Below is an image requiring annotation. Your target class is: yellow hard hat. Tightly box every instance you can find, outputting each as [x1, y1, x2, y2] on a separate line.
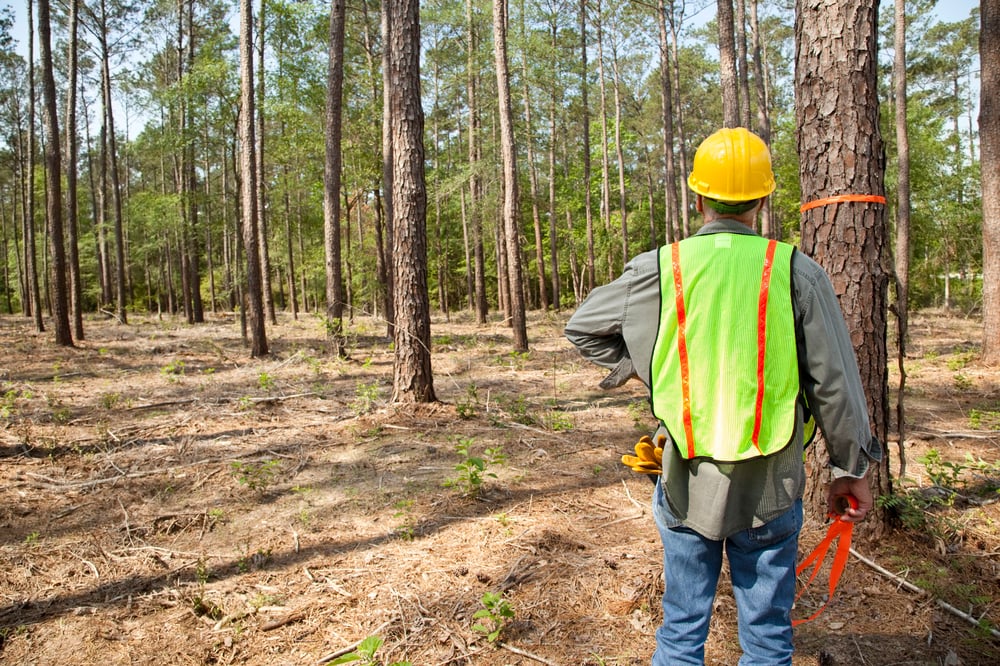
[687, 127, 776, 202]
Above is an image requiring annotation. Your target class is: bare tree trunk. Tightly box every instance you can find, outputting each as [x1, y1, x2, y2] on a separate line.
[579, 0, 594, 293]
[238, 0, 268, 357]
[718, 0, 740, 127]
[467, 0, 488, 324]
[382, 0, 396, 336]
[100, 0, 128, 325]
[893, 0, 911, 477]
[666, 7, 690, 238]
[657, 0, 678, 244]
[982, 0, 1000, 365]
[519, 1, 547, 311]
[25, 0, 44, 332]
[610, 34, 628, 267]
[65, 0, 84, 339]
[257, 0, 275, 325]
[749, 0, 775, 238]
[324, 0, 347, 356]
[594, 5, 614, 281]
[388, 0, 436, 403]
[547, 13, 560, 309]
[735, 0, 751, 127]
[38, 0, 72, 345]
[795, 0, 889, 537]
[494, 0, 527, 351]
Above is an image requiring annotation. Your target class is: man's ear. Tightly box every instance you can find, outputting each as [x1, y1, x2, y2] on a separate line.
[695, 195, 704, 214]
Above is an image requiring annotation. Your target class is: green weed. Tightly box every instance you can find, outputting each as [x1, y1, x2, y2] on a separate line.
[230, 459, 281, 492]
[472, 591, 515, 643]
[329, 635, 411, 665]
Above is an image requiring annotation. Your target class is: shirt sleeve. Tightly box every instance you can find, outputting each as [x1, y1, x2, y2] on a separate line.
[793, 258, 883, 479]
[563, 271, 633, 372]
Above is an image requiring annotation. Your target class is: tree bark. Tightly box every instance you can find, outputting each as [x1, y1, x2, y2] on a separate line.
[38, 0, 72, 345]
[389, 0, 436, 403]
[893, 0, 911, 474]
[238, 0, 268, 357]
[982, 0, 1000, 365]
[65, 0, 84, 339]
[718, 0, 740, 128]
[795, 0, 890, 537]
[494, 0, 528, 352]
[324, 0, 347, 357]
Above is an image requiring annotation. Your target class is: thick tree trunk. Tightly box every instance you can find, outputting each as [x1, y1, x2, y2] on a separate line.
[65, 0, 84, 339]
[389, 0, 436, 403]
[796, 0, 890, 537]
[893, 0, 911, 474]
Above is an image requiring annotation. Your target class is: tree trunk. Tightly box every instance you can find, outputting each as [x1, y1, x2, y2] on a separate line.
[982, 0, 1000, 365]
[749, 0, 775, 239]
[547, 13, 560, 310]
[38, 0, 72, 345]
[520, 1, 547, 312]
[100, 0, 128, 325]
[388, 0, 436, 403]
[257, 0, 275, 325]
[579, 0, 594, 294]
[657, 0, 678, 244]
[238, 0, 268, 357]
[324, 0, 347, 357]
[467, 0, 488, 324]
[494, 0, 527, 352]
[893, 0, 911, 476]
[594, 6, 613, 282]
[65, 0, 84, 339]
[718, 0, 740, 128]
[25, 0, 44, 332]
[795, 0, 890, 537]
[382, 0, 396, 337]
[736, 0, 751, 128]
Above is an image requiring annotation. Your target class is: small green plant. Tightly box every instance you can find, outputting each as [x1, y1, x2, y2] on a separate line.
[1, 388, 28, 418]
[100, 392, 121, 410]
[230, 459, 281, 492]
[23, 532, 40, 545]
[456, 384, 479, 419]
[472, 591, 515, 643]
[160, 360, 186, 381]
[351, 382, 380, 415]
[444, 438, 504, 496]
[329, 635, 411, 666]
[953, 372, 973, 391]
[627, 400, 651, 429]
[544, 410, 574, 432]
[969, 409, 1000, 431]
[258, 372, 276, 391]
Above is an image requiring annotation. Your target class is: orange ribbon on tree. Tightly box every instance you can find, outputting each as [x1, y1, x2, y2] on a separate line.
[800, 194, 887, 213]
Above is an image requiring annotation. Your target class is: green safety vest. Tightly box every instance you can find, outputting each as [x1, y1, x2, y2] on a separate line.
[650, 233, 805, 462]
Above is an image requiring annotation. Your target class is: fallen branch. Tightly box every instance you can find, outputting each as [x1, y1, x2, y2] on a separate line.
[850, 547, 1000, 639]
[260, 607, 308, 632]
[499, 642, 559, 665]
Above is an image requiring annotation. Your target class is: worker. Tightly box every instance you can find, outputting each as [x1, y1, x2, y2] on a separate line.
[564, 127, 882, 665]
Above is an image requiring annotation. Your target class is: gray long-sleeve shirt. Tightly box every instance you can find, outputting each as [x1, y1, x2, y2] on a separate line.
[565, 219, 882, 539]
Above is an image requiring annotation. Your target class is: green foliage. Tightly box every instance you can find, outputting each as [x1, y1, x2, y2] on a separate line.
[160, 360, 186, 381]
[230, 459, 281, 492]
[0, 388, 30, 419]
[351, 382, 380, 415]
[329, 635, 411, 666]
[456, 384, 479, 419]
[444, 438, 504, 496]
[472, 591, 515, 644]
[968, 409, 1000, 431]
[258, 372, 276, 391]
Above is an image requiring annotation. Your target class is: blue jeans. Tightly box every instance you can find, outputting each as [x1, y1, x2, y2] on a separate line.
[651, 481, 802, 665]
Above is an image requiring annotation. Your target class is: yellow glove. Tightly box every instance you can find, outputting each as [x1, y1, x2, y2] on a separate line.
[621, 434, 665, 475]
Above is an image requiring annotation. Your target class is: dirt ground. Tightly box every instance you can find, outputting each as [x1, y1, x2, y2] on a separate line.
[1, 308, 998, 666]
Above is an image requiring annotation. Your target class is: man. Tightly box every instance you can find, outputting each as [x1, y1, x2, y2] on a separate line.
[564, 127, 881, 665]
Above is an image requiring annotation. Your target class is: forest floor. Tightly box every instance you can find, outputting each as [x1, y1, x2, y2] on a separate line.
[0, 308, 998, 666]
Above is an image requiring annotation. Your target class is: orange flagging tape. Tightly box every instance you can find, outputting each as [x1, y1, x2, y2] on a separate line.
[792, 495, 858, 626]
[800, 194, 887, 213]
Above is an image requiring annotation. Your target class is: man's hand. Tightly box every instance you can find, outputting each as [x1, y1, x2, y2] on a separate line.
[827, 475, 873, 523]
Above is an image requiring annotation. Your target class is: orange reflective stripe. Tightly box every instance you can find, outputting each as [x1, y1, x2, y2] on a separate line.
[799, 194, 887, 213]
[751, 240, 778, 453]
[671, 243, 696, 459]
